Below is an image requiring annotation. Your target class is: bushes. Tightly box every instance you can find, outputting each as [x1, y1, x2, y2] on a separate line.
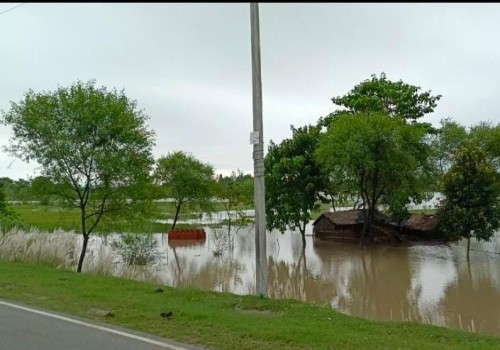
[109, 233, 161, 266]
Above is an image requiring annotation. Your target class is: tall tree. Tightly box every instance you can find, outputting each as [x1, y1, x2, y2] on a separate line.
[437, 141, 500, 260]
[320, 72, 441, 126]
[154, 151, 214, 231]
[265, 124, 327, 248]
[2, 80, 155, 272]
[316, 112, 434, 244]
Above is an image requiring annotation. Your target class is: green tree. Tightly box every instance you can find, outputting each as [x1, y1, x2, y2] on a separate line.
[321, 73, 441, 125]
[154, 151, 214, 231]
[30, 176, 58, 205]
[469, 122, 500, 168]
[0, 185, 18, 231]
[2, 80, 155, 272]
[2, 178, 32, 203]
[0, 177, 15, 201]
[214, 170, 253, 233]
[265, 124, 327, 248]
[437, 141, 500, 260]
[316, 112, 434, 244]
[431, 118, 468, 180]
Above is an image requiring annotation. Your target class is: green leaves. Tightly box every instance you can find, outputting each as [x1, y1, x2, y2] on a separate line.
[214, 171, 253, 211]
[154, 151, 215, 223]
[437, 141, 500, 245]
[2, 80, 156, 271]
[316, 112, 434, 226]
[0, 186, 19, 231]
[265, 124, 326, 241]
[2, 81, 155, 193]
[331, 73, 441, 122]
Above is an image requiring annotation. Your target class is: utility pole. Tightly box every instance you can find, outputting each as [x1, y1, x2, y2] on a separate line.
[250, 2, 267, 297]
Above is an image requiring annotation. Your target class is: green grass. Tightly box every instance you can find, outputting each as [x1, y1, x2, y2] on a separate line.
[0, 262, 498, 349]
[10, 203, 204, 233]
[12, 203, 82, 231]
[11, 202, 254, 234]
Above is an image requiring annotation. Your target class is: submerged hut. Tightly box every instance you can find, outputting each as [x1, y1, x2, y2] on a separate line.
[312, 209, 392, 242]
[401, 214, 439, 239]
[312, 210, 363, 242]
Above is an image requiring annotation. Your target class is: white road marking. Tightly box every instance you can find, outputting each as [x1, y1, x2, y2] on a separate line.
[0, 300, 189, 350]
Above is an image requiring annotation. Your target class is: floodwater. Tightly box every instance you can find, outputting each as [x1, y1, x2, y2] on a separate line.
[80, 220, 500, 337]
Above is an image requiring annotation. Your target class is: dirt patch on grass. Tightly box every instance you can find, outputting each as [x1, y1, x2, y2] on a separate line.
[87, 307, 115, 318]
[235, 308, 283, 317]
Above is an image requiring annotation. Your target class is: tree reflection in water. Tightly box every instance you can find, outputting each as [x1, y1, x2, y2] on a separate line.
[441, 251, 500, 335]
[35, 224, 498, 336]
[267, 248, 335, 304]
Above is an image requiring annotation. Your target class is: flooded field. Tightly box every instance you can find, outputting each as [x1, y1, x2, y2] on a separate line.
[1, 219, 499, 336]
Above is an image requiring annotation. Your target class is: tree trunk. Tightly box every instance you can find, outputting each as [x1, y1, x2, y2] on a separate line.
[171, 203, 182, 231]
[173, 247, 181, 276]
[227, 209, 232, 235]
[300, 223, 306, 248]
[367, 205, 376, 242]
[466, 237, 471, 261]
[77, 205, 88, 273]
[77, 234, 89, 273]
[359, 220, 368, 248]
[330, 195, 336, 212]
[359, 205, 370, 248]
[358, 179, 369, 248]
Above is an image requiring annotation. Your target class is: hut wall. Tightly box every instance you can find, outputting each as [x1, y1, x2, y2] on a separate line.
[313, 218, 361, 242]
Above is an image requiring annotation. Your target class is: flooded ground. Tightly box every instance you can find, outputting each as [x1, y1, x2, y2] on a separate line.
[75, 221, 500, 337]
[1, 211, 499, 336]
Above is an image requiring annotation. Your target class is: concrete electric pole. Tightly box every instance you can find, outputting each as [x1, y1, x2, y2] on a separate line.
[250, 2, 267, 297]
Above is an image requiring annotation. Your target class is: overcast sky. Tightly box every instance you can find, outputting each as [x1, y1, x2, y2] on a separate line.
[1, 3, 500, 180]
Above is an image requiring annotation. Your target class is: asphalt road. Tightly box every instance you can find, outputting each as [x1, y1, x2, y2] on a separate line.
[0, 299, 204, 350]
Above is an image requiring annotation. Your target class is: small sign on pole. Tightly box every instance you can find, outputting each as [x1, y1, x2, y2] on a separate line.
[250, 131, 260, 145]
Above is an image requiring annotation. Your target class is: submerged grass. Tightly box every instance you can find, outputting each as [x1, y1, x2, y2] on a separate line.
[0, 262, 498, 350]
[11, 202, 250, 234]
[12, 203, 174, 233]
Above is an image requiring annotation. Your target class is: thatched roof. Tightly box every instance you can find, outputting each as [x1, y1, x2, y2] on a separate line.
[313, 209, 391, 226]
[403, 214, 438, 232]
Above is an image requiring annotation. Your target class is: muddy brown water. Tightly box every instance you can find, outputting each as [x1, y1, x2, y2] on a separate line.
[78, 222, 500, 337]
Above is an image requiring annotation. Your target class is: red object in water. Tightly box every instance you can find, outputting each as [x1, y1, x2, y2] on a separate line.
[167, 239, 206, 248]
[168, 228, 206, 240]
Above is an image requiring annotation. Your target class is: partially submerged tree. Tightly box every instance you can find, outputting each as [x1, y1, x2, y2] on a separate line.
[317, 73, 440, 227]
[316, 112, 434, 244]
[214, 170, 253, 233]
[2, 80, 155, 272]
[437, 141, 500, 260]
[154, 151, 214, 231]
[265, 124, 327, 248]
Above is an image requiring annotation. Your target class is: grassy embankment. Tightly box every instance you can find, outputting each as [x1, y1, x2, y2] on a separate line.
[0, 262, 498, 350]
